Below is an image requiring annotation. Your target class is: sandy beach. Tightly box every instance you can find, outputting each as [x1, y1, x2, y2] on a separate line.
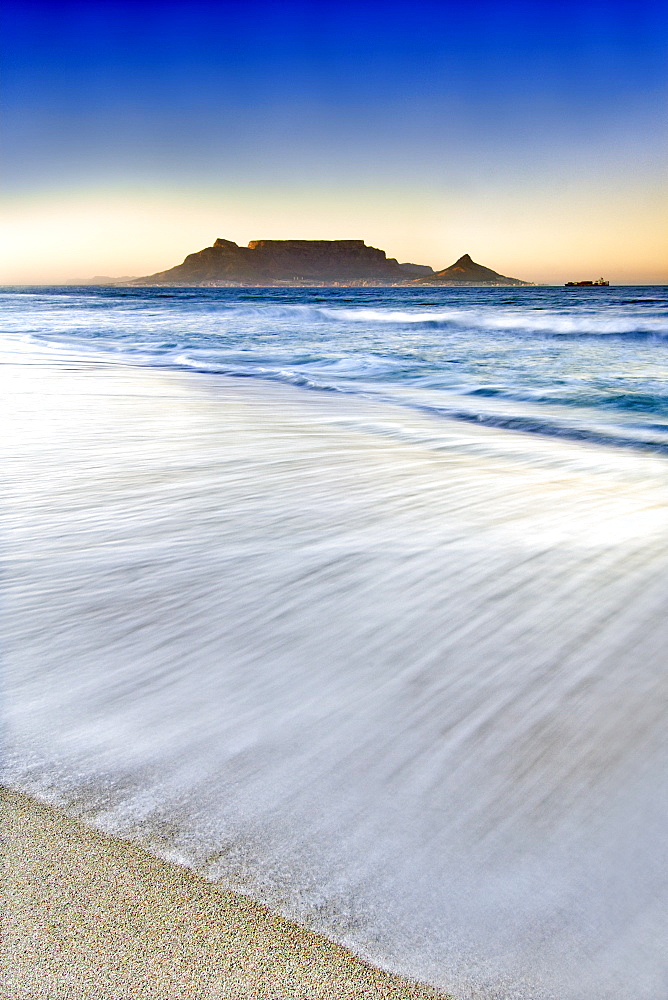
[2, 788, 447, 999]
[4, 360, 668, 999]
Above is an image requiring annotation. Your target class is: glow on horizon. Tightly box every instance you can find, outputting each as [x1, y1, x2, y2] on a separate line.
[2, 178, 666, 285]
[1, 0, 667, 284]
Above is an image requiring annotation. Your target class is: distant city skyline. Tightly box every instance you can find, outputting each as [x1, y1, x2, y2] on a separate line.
[1, 0, 667, 284]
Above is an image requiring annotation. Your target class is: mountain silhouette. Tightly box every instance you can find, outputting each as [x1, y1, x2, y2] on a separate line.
[134, 238, 432, 285]
[412, 253, 529, 285]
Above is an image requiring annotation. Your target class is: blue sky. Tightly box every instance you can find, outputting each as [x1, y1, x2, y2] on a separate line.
[2, 0, 667, 281]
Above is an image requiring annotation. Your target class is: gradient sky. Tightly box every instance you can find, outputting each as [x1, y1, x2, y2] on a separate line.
[1, 0, 667, 283]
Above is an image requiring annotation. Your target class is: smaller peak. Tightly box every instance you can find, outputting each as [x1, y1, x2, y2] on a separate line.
[455, 253, 474, 264]
[213, 238, 239, 249]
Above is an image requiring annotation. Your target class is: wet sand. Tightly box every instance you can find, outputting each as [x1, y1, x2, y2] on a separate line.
[1, 789, 448, 1000]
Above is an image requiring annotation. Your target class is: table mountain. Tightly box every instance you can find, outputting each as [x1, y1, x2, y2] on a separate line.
[135, 238, 433, 285]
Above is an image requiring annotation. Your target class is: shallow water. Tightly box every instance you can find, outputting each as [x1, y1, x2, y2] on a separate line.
[2, 284, 668, 451]
[3, 286, 668, 999]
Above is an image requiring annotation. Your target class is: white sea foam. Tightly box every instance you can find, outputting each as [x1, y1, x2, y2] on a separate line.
[4, 362, 668, 1000]
[321, 305, 668, 336]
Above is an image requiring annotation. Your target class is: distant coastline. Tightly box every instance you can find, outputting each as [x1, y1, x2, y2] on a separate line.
[125, 239, 532, 287]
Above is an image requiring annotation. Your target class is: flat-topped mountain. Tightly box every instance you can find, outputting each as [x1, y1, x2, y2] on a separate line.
[135, 238, 433, 285]
[412, 253, 530, 285]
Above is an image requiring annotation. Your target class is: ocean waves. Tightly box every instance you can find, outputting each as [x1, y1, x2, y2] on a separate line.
[1, 284, 667, 453]
[320, 304, 668, 338]
[3, 285, 668, 999]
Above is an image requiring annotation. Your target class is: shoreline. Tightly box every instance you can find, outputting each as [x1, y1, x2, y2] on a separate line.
[2, 788, 449, 999]
[5, 362, 668, 999]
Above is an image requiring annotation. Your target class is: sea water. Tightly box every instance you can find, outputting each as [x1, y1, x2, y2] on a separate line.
[3, 285, 668, 999]
[2, 285, 668, 451]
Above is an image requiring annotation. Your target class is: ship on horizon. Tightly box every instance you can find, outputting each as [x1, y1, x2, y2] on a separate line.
[565, 277, 610, 287]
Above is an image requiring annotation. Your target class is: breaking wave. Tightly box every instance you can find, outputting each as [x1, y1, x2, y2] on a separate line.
[320, 305, 668, 338]
[1, 284, 667, 453]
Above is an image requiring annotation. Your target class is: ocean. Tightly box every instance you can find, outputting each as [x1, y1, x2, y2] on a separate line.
[3, 284, 668, 999]
[3, 285, 668, 451]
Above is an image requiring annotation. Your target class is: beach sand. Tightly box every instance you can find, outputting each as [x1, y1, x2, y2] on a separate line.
[1, 789, 448, 1000]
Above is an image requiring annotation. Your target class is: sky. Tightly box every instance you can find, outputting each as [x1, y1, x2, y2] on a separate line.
[1, 0, 667, 284]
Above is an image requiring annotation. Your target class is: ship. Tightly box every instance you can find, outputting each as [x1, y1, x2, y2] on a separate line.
[565, 278, 609, 287]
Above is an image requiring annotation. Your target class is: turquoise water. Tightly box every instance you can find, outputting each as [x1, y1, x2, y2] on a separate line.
[2, 284, 667, 451]
[3, 285, 668, 1000]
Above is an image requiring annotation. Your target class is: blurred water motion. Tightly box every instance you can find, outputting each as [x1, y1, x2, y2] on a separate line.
[2, 284, 668, 453]
[4, 357, 668, 1000]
